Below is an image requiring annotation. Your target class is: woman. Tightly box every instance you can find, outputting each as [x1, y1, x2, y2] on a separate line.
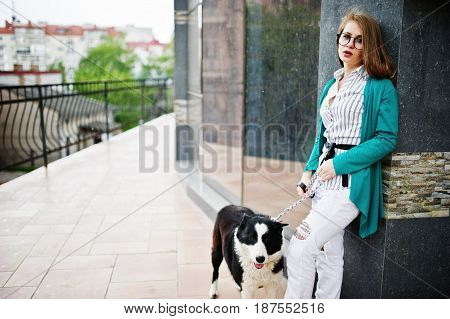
[284, 9, 398, 299]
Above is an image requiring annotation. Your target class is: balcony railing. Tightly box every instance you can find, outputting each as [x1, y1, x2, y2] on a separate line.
[0, 77, 172, 170]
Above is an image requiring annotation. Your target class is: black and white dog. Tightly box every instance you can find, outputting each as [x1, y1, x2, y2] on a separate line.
[210, 204, 288, 299]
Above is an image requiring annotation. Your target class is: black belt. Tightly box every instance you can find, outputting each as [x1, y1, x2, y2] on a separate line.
[319, 142, 356, 187]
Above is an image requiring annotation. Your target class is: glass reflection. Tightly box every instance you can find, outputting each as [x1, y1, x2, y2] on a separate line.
[243, 0, 321, 227]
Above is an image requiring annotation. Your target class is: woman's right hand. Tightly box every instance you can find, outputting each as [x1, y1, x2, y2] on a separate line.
[296, 171, 312, 196]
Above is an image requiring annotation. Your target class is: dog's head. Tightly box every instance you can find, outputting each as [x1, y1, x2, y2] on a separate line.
[236, 214, 288, 269]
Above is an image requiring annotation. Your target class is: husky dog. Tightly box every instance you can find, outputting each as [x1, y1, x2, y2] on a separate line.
[210, 204, 288, 299]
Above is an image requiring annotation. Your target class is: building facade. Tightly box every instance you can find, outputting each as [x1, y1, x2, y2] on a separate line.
[0, 20, 169, 82]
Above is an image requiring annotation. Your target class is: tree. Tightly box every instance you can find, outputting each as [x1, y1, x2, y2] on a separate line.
[74, 35, 137, 82]
[48, 60, 66, 83]
[139, 38, 174, 79]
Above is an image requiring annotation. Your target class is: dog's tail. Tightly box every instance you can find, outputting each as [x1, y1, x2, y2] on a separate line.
[210, 219, 223, 299]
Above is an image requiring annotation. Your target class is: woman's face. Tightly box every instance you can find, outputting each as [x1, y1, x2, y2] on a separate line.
[338, 20, 364, 67]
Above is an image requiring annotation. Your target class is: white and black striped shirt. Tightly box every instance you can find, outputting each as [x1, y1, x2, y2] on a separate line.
[318, 64, 369, 190]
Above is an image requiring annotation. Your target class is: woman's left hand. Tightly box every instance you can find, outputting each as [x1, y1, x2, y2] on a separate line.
[317, 159, 336, 182]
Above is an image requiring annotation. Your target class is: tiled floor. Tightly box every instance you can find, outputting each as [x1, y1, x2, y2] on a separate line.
[0, 114, 285, 299]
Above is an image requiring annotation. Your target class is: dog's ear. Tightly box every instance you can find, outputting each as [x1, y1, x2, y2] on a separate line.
[239, 214, 250, 227]
[277, 222, 289, 228]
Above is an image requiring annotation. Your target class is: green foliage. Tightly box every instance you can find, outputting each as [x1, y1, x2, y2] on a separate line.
[139, 38, 174, 78]
[48, 60, 66, 83]
[74, 35, 137, 82]
[73, 36, 172, 131]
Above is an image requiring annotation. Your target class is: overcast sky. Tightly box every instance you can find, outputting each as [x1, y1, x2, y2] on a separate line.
[0, 0, 174, 43]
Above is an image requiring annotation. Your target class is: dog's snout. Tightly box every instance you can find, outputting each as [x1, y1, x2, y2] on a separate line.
[256, 256, 265, 263]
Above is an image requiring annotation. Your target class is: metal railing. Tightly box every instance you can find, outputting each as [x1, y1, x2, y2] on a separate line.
[0, 77, 172, 170]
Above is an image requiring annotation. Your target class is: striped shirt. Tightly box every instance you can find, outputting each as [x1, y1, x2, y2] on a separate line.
[318, 64, 369, 190]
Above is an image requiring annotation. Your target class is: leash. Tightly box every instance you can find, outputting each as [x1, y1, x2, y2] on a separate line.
[271, 172, 323, 222]
[271, 142, 334, 222]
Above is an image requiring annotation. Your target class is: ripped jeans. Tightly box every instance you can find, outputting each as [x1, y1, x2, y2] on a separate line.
[284, 187, 360, 299]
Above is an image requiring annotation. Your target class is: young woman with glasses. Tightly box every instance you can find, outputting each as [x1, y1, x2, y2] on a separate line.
[285, 9, 399, 299]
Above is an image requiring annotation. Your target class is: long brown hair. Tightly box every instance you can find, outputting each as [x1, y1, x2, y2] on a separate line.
[337, 9, 397, 85]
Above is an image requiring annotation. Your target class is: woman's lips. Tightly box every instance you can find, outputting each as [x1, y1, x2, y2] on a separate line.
[343, 50, 353, 56]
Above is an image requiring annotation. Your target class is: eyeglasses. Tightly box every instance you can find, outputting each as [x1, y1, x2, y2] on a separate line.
[336, 33, 363, 50]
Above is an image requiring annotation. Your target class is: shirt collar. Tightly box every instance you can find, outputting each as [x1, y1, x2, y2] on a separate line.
[333, 64, 369, 81]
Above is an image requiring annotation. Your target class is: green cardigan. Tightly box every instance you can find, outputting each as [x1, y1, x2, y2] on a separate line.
[304, 76, 399, 239]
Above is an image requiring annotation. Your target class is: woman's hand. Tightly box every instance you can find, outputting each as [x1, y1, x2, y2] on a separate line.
[317, 159, 336, 182]
[297, 171, 312, 196]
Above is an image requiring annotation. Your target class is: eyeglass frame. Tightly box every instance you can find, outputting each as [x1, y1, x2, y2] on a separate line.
[336, 32, 363, 50]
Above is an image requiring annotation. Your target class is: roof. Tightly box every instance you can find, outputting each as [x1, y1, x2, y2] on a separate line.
[0, 70, 61, 75]
[0, 20, 119, 37]
[45, 25, 84, 36]
[127, 39, 165, 49]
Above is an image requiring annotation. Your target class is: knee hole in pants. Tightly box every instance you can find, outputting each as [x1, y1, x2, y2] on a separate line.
[293, 220, 325, 251]
[294, 220, 311, 240]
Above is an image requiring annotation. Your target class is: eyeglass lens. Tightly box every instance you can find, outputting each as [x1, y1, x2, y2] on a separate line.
[339, 33, 363, 49]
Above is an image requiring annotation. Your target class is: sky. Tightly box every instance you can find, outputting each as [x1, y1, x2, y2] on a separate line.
[0, 0, 174, 43]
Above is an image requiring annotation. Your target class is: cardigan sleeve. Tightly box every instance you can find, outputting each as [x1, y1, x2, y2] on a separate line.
[304, 129, 321, 171]
[332, 80, 399, 175]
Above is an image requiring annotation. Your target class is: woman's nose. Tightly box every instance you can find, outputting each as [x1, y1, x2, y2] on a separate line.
[347, 39, 356, 48]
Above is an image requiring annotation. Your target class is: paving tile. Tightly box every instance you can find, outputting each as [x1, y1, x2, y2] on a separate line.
[0, 235, 41, 247]
[106, 281, 178, 299]
[56, 233, 97, 258]
[151, 214, 212, 231]
[0, 217, 31, 235]
[33, 268, 112, 298]
[83, 194, 135, 216]
[4, 256, 54, 287]
[0, 286, 37, 299]
[72, 215, 104, 234]
[95, 217, 151, 243]
[0, 208, 39, 218]
[148, 230, 177, 253]
[28, 210, 81, 226]
[0, 245, 33, 272]
[52, 255, 116, 270]
[90, 242, 149, 255]
[29, 234, 68, 257]
[0, 272, 13, 286]
[177, 232, 211, 265]
[177, 264, 211, 297]
[112, 253, 177, 283]
[19, 224, 75, 235]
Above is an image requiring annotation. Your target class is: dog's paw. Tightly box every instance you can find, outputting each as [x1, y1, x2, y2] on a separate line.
[209, 281, 218, 299]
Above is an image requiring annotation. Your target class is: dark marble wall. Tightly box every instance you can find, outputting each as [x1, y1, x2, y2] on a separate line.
[342, 217, 450, 298]
[396, 0, 450, 152]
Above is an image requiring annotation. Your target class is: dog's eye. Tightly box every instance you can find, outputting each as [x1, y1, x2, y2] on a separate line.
[248, 232, 257, 242]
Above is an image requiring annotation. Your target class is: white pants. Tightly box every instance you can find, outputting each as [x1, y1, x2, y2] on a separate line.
[284, 187, 360, 299]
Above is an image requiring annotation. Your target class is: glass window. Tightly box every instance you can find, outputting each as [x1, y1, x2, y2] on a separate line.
[243, 0, 321, 224]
